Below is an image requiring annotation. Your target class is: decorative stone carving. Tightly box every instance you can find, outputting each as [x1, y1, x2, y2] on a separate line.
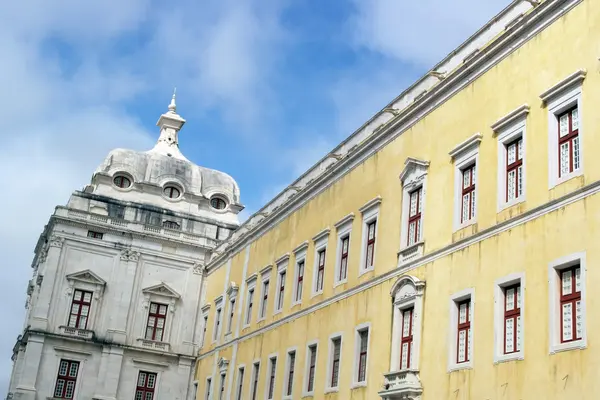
[121, 249, 141, 262]
[38, 246, 48, 264]
[192, 263, 203, 275]
[217, 357, 229, 373]
[48, 236, 65, 248]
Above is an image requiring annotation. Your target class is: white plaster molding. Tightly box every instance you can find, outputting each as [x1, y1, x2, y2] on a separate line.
[399, 158, 430, 183]
[120, 249, 140, 262]
[52, 346, 93, 356]
[142, 282, 181, 299]
[539, 69, 587, 103]
[448, 288, 475, 372]
[495, 111, 527, 211]
[449, 133, 483, 160]
[292, 241, 309, 255]
[334, 213, 355, 229]
[226, 283, 239, 299]
[358, 196, 382, 214]
[245, 273, 258, 285]
[281, 347, 298, 400]
[311, 227, 331, 243]
[351, 322, 372, 388]
[201, 303, 212, 313]
[259, 264, 273, 277]
[302, 340, 319, 397]
[493, 272, 525, 363]
[132, 358, 170, 368]
[275, 253, 290, 266]
[491, 104, 530, 134]
[325, 332, 344, 393]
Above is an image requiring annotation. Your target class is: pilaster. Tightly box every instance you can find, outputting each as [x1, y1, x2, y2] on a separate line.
[13, 334, 45, 400]
[30, 236, 64, 331]
[93, 345, 124, 400]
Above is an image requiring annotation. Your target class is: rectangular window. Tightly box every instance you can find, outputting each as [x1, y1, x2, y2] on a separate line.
[246, 288, 254, 325]
[460, 165, 476, 223]
[407, 189, 422, 246]
[456, 300, 472, 363]
[295, 261, 304, 303]
[68, 289, 92, 329]
[276, 271, 286, 311]
[503, 285, 521, 354]
[357, 329, 369, 383]
[400, 307, 414, 369]
[87, 230, 103, 239]
[339, 236, 349, 281]
[259, 280, 269, 319]
[316, 249, 325, 292]
[53, 360, 79, 399]
[558, 107, 580, 177]
[364, 221, 376, 269]
[227, 299, 235, 333]
[560, 265, 582, 343]
[202, 315, 208, 346]
[236, 367, 244, 400]
[330, 338, 341, 388]
[251, 362, 260, 400]
[205, 378, 212, 400]
[136, 371, 157, 400]
[213, 307, 222, 341]
[307, 345, 317, 392]
[219, 373, 226, 400]
[505, 138, 523, 202]
[145, 302, 167, 341]
[286, 351, 295, 396]
[267, 357, 277, 399]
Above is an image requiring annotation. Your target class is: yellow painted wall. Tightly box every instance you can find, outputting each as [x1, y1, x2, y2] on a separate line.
[195, 1, 600, 399]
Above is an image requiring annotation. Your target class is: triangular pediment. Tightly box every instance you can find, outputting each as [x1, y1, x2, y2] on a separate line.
[142, 282, 181, 299]
[66, 270, 106, 286]
[399, 158, 430, 183]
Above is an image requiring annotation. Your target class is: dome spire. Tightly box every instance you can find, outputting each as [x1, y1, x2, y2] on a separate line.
[149, 90, 188, 160]
[168, 87, 177, 113]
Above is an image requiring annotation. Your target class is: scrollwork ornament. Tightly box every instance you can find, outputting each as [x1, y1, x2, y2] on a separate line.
[121, 249, 141, 262]
[192, 263, 203, 275]
[48, 236, 65, 248]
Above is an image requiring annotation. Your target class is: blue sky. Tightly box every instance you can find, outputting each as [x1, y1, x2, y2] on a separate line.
[0, 0, 510, 392]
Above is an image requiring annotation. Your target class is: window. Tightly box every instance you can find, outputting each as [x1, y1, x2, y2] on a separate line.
[503, 285, 521, 354]
[113, 175, 132, 188]
[339, 236, 349, 281]
[246, 288, 254, 326]
[306, 345, 317, 393]
[213, 307, 222, 341]
[136, 371, 157, 400]
[205, 378, 212, 400]
[163, 185, 181, 199]
[275, 270, 286, 312]
[448, 289, 474, 371]
[211, 197, 227, 210]
[202, 315, 208, 346]
[294, 260, 304, 303]
[53, 360, 79, 399]
[87, 230, 103, 239]
[364, 221, 376, 270]
[359, 197, 380, 273]
[311, 228, 330, 296]
[285, 351, 295, 397]
[218, 373, 226, 400]
[558, 107, 580, 177]
[356, 329, 369, 383]
[145, 302, 167, 341]
[227, 299, 235, 333]
[68, 290, 92, 329]
[329, 337, 342, 389]
[450, 133, 481, 231]
[460, 165, 476, 224]
[267, 357, 277, 399]
[163, 220, 181, 230]
[259, 280, 269, 319]
[494, 274, 524, 363]
[334, 213, 354, 285]
[505, 138, 523, 202]
[316, 249, 325, 293]
[251, 362, 260, 400]
[407, 189, 422, 246]
[456, 300, 471, 364]
[400, 308, 414, 369]
[560, 266, 582, 343]
[236, 367, 244, 400]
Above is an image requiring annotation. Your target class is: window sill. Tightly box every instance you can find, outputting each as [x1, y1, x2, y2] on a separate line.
[136, 338, 170, 352]
[324, 387, 339, 394]
[273, 309, 283, 316]
[552, 169, 583, 189]
[358, 266, 374, 277]
[454, 219, 476, 232]
[494, 352, 524, 364]
[59, 325, 94, 340]
[311, 290, 323, 299]
[301, 392, 315, 398]
[498, 196, 525, 213]
[550, 340, 586, 354]
[333, 279, 348, 289]
[291, 301, 302, 308]
[398, 241, 424, 265]
[448, 361, 473, 372]
[350, 382, 367, 390]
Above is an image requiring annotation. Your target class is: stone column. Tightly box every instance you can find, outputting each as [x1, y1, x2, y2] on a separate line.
[105, 249, 139, 345]
[30, 236, 64, 331]
[93, 346, 124, 400]
[14, 334, 45, 400]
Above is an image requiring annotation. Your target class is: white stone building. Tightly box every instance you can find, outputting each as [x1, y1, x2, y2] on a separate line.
[6, 94, 243, 400]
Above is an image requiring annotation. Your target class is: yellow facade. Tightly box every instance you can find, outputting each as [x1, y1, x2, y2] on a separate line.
[195, 1, 600, 399]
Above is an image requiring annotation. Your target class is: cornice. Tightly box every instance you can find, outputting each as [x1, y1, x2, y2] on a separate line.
[449, 133, 483, 160]
[491, 104, 530, 134]
[311, 227, 331, 243]
[539, 68, 587, 104]
[334, 213, 355, 229]
[358, 196, 382, 214]
[292, 241, 309, 255]
[259, 264, 273, 276]
[399, 158, 430, 182]
[246, 272, 258, 284]
[275, 253, 290, 266]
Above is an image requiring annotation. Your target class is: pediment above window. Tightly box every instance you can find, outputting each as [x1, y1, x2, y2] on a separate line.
[226, 282, 239, 299]
[399, 158, 429, 188]
[142, 282, 181, 299]
[217, 357, 229, 373]
[390, 275, 425, 305]
[66, 270, 106, 287]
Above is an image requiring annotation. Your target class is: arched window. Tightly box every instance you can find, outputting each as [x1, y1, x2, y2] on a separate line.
[163, 186, 181, 199]
[113, 175, 132, 189]
[210, 197, 227, 210]
[162, 220, 181, 230]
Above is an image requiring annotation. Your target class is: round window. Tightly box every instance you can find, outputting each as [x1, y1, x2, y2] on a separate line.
[113, 175, 132, 189]
[210, 197, 227, 210]
[163, 186, 181, 199]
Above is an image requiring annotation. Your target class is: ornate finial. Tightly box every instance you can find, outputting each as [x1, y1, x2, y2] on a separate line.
[168, 88, 177, 113]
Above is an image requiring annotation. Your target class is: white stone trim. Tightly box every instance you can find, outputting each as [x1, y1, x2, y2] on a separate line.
[390, 275, 425, 372]
[49, 354, 87, 400]
[263, 353, 278, 400]
[258, 273, 270, 322]
[495, 109, 527, 211]
[358, 198, 380, 276]
[234, 364, 245, 400]
[311, 229, 329, 297]
[399, 158, 429, 264]
[451, 136, 481, 231]
[291, 246, 308, 306]
[292, 241, 308, 255]
[226, 296, 236, 335]
[274, 261, 288, 314]
[302, 339, 319, 397]
[334, 217, 353, 287]
[351, 322, 371, 388]
[491, 104, 530, 134]
[548, 251, 587, 354]
[243, 279, 257, 328]
[325, 332, 344, 393]
[212, 297, 224, 343]
[275, 253, 290, 266]
[250, 360, 261, 400]
[334, 213, 355, 229]
[545, 72, 585, 189]
[311, 227, 331, 243]
[281, 346, 298, 400]
[205, 375, 213, 400]
[448, 288, 475, 372]
[493, 272, 525, 363]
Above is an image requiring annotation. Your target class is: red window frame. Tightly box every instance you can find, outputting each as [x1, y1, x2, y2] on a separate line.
[295, 261, 304, 302]
[461, 165, 476, 223]
[246, 288, 254, 324]
[251, 363, 260, 400]
[407, 188, 422, 246]
[503, 284, 521, 354]
[54, 360, 79, 399]
[316, 249, 326, 292]
[400, 307, 414, 369]
[260, 280, 269, 318]
[286, 351, 295, 396]
[163, 186, 180, 198]
[339, 236, 349, 281]
[87, 230, 103, 239]
[68, 289, 92, 330]
[456, 300, 471, 363]
[268, 358, 276, 399]
[145, 302, 167, 341]
[505, 138, 523, 202]
[135, 371, 157, 400]
[113, 175, 131, 188]
[357, 329, 369, 382]
[277, 271, 286, 310]
[557, 107, 580, 177]
[560, 265, 582, 343]
[331, 338, 341, 388]
[364, 220, 376, 269]
[307, 345, 317, 392]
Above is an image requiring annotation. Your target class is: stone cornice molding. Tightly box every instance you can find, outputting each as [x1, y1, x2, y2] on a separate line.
[358, 196, 382, 214]
[491, 104, 530, 134]
[539, 69, 586, 104]
[449, 133, 483, 160]
[334, 213, 355, 230]
[399, 158, 430, 183]
[292, 241, 309, 255]
[48, 236, 64, 248]
[311, 228, 331, 243]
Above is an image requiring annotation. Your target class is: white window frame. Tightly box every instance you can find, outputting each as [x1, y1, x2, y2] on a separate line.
[200, 304, 211, 348]
[491, 105, 529, 212]
[302, 339, 319, 397]
[540, 69, 586, 189]
[243, 274, 257, 328]
[292, 242, 308, 306]
[258, 265, 272, 321]
[212, 296, 223, 343]
[264, 353, 278, 400]
[225, 284, 238, 336]
[205, 376, 212, 400]
[493, 273, 525, 363]
[389, 275, 425, 372]
[325, 332, 343, 393]
[217, 372, 226, 400]
[235, 365, 245, 400]
[64, 270, 106, 333]
[274, 255, 289, 314]
[358, 197, 381, 275]
[334, 213, 354, 287]
[51, 352, 87, 400]
[449, 133, 481, 232]
[351, 322, 371, 388]
[311, 228, 330, 297]
[548, 251, 587, 354]
[399, 159, 429, 263]
[250, 360, 261, 400]
[448, 288, 475, 372]
[281, 346, 298, 400]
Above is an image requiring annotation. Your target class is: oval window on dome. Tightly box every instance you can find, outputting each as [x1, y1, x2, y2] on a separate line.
[163, 185, 181, 199]
[210, 197, 227, 210]
[113, 175, 132, 189]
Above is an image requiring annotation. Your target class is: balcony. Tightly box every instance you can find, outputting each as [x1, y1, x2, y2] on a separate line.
[136, 338, 170, 352]
[378, 370, 423, 400]
[59, 326, 94, 340]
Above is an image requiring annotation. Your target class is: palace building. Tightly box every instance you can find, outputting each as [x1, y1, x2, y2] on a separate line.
[7, 0, 600, 399]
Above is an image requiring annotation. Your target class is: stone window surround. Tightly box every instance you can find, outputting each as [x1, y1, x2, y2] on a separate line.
[351, 322, 372, 389]
[448, 288, 475, 372]
[51, 348, 91, 400]
[243, 274, 258, 328]
[63, 270, 107, 333]
[258, 265, 272, 322]
[235, 364, 245, 400]
[450, 133, 481, 232]
[325, 332, 344, 393]
[212, 296, 224, 344]
[548, 251, 587, 354]
[200, 304, 211, 348]
[334, 213, 354, 287]
[225, 283, 239, 335]
[292, 242, 308, 306]
[358, 197, 381, 276]
[274, 255, 289, 315]
[399, 159, 430, 263]
[264, 352, 278, 400]
[139, 283, 180, 346]
[311, 228, 330, 297]
[281, 346, 298, 400]
[493, 272, 525, 363]
[302, 339, 319, 397]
